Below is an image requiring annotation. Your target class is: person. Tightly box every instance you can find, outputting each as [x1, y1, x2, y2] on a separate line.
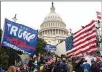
[33, 57, 39, 72]
[16, 67, 21, 72]
[96, 57, 102, 72]
[60, 58, 68, 72]
[74, 57, 83, 72]
[51, 59, 61, 72]
[23, 63, 29, 72]
[90, 60, 98, 72]
[39, 64, 44, 72]
[28, 56, 34, 71]
[67, 58, 73, 72]
[81, 60, 91, 72]
[7, 65, 16, 72]
[0, 67, 4, 72]
[38, 53, 45, 68]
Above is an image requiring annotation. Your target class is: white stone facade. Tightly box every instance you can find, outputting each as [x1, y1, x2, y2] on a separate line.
[55, 41, 66, 56]
[39, 2, 68, 45]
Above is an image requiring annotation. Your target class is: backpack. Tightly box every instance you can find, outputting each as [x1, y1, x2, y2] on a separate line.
[82, 63, 89, 72]
[60, 63, 67, 72]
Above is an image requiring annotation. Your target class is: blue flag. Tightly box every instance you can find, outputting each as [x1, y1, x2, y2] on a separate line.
[45, 44, 56, 51]
[1, 19, 38, 54]
[65, 36, 73, 51]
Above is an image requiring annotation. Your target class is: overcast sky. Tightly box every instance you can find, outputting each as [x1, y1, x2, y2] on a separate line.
[1, 2, 101, 33]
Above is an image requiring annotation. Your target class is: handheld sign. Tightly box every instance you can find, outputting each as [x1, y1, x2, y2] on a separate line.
[1, 19, 38, 54]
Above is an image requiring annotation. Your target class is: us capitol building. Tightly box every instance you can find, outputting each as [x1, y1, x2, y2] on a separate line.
[39, 2, 69, 45]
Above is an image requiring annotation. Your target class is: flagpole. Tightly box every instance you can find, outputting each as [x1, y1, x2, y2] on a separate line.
[95, 10, 102, 56]
[99, 1, 102, 56]
[101, 1, 102, 29]
[101, 1, 102, 48]
[12, 14, 17, 22]
[12, 14, 17, 66]
[69, 28, 73, 36]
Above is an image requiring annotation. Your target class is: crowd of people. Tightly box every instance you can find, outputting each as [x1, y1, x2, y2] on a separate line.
[1, 52, 102, 72]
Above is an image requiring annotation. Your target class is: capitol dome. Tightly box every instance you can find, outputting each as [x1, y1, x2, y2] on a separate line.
[44, 11, 62, 22]
[39, 2, 68, 45]
[44, 2, 62, 21]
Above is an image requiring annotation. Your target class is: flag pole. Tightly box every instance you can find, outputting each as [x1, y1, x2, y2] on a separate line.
[12, 14, 17, 22]
[69, 28, 73, 36]
[101, 1, 102, 29]
[101, 1, 102, 46]
[99, 2, 102, 56]
[12, 14, 18, 66]
[95, 11, 102, 56]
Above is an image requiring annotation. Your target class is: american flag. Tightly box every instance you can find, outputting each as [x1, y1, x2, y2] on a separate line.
[96, 11, 101, 19]
[66, 20, 97, 56]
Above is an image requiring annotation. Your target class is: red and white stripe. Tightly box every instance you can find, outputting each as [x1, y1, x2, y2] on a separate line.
[66, 20, 97, 56]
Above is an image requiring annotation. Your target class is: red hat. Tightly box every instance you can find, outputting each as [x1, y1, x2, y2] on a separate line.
[96, 57, 100, 62]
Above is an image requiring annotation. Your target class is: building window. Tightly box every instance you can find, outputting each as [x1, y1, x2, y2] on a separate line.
[51, 30, 52, 35]
[60, 40, 64, 43]
[62, 31, 64, 35]
[64, 32, 66, 35]
[44, 24, 45, 28]
[59, 30, 60, 34]
[48, 30, 49, 34]
[61, 24, 62, 27]
[47, 23, 48, 27]
[53, 22, 54, 27]
[49, 23, 50, 27]
[50, 23, 51, 27]
[53, 29, 55, 35]
[56, 29, 58, 34]
[43, 31, 44, 34]
[47, 30, 48, 34]
[45, 24, 46, 27]
[45, 30, 47, 34]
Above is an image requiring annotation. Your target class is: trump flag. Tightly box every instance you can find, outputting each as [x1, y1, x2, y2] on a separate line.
[1, 19, 38, 54]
